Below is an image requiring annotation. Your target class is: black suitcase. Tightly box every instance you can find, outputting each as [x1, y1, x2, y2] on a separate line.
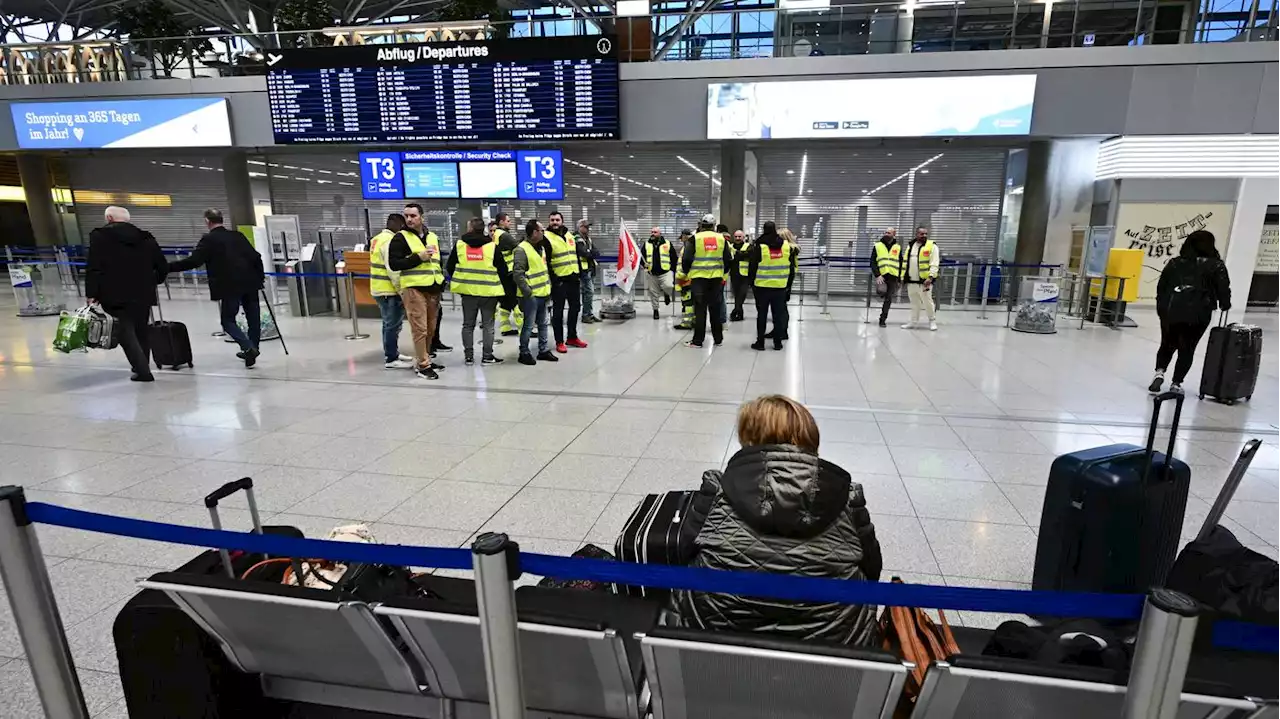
[1200, 315, 1262, 404]
[1032, 392, 1191, 595]
[614, 489, 713, 599]
[149, 299, 193, 370]
[114, 479, 301, 719]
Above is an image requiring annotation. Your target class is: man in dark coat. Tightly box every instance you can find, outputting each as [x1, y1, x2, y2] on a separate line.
[167, 208, 265, 367]
[86, 206, 168, 381]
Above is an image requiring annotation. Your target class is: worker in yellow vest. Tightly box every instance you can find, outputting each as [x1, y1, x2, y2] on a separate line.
[492, 213, 524, 336]
[728, 229, 751, 322]
[747, 221, 798, 351]
[901, 226, 940, 331]
[576, 218, 601, 324]
[368, 213, 415, 369]
[680, 214, 733, 348]
[447, 217, 509, 366]
[872, 228, 902, 328]
[545, 211, 589, 353]
[513, 219, 557, 365]
[387, 203, 446, 379]
[642, 227, 677, 320]
[673, 230, 695, 330]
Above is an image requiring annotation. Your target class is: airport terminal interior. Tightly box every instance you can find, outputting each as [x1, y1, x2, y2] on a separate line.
[0, 0, 1278, 717]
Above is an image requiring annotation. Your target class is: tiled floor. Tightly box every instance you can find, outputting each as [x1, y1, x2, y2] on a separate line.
[0, 292, 1276, 717]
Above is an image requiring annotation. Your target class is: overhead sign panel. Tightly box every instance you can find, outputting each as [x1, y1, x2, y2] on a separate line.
[707, 75, 1037, 139]
[9, 97, 232, 149]
[358, 149, 563, 201]
[267, 37, 620, 144]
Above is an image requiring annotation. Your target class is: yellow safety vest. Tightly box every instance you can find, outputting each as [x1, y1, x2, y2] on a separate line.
[545, 229, 579, 278]
[755, 241, 793, 288]
[648, 240, 671, 274]
[688, 230, 725, 280]
[494, 228, 515, 267]
[732, 243, 750, 277]
[874, 241, 902, 279]
[399, 231, 444, 289]
[451, 241, 503, 297]
[578, 236, 592, 272]
[518, 241, 552, 298]
[908, 239, 940, 281]
[368, 229, 398, 295]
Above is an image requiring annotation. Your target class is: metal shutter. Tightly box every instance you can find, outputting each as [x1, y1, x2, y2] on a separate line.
[494, 144, 720, 249]
[753, 143, 1008, 292]
[66, 155, 229, 247]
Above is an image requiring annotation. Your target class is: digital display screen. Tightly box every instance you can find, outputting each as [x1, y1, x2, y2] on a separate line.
[266, 37, 620, 144]
[403, 162, 460, 198]
[10, 97, 232, 149]
[707, 75, 1037, 139]
[459, 161, 517, 199]
[359, 149, 564, 201]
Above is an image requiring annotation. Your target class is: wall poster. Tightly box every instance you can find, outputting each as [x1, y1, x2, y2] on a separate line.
[1113, 202, 1235, 302]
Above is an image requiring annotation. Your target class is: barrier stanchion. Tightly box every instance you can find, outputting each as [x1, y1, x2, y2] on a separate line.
[472, 533, 526, 719]
[343, 273, 369, 341]
[962, 263, 973, 309]
[980, 265, 993, 320]
[863, 272, 873, 324]
[1123, 590, 1200, 719]
[0, 488, 90, 719]
[1111, 278, 1127, 329]
[819, 262, 830, 316]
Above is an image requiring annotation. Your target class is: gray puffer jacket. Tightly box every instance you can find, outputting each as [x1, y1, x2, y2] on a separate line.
[669, 444, 884, 647]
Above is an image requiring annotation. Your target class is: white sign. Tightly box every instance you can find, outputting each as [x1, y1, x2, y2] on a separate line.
[601, 266, 619, 287]
[9, 267, 32, 288]
[1031, 282, 1060, 302]
[707, 75, 1036, 140]
[1113, 202, 1235, 302]
[1257, 224, 1279, 274]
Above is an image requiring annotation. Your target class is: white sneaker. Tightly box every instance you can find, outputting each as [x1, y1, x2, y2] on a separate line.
[398, 354, 414, 362]
[384, 359, 414, 370]
[900, 322, 915, 329]
[929, 321, 938, 331]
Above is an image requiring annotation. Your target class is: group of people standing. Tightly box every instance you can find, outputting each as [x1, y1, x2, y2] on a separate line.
[871, 226, 942, 330]
[643, 214, 799, 351]
[368, 205, 600, 378]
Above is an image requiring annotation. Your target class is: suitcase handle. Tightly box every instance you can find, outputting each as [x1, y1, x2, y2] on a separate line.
[1197, 439, 1262, 540]
[1217, 309, 1229, 328]
[205, 477, 266, 579]
[1141, 392, 1184, 486]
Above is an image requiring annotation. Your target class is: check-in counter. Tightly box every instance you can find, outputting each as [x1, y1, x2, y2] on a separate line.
[336, 251, 381, 319]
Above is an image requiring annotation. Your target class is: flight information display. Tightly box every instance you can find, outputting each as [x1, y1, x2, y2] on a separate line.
[266, 37, 620, 144]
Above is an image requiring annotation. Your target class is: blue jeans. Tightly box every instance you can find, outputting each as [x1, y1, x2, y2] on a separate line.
[519, 295, 550, 356]
[219, 292, 260, 352]
[375, 295, 405, 363]
[580, 271, 596, 319]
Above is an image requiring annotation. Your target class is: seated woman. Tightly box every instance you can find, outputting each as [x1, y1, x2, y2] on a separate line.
[670, 394, 883, 646]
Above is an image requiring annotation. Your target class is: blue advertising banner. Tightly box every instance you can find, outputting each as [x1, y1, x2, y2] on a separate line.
[10, 98, 232, 149]
[358, 149, 563, 201]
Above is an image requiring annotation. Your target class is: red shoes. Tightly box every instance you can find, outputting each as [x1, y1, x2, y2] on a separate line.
[556, 342, 568, 353]
[566, 338, 588, 349]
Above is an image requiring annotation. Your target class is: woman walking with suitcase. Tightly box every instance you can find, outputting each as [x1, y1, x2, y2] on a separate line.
[1149, 229, 1231, 395]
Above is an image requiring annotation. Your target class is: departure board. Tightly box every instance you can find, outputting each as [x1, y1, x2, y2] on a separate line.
[265, 36, 620, 144]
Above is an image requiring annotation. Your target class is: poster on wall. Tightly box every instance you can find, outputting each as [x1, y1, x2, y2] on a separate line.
[1256, 223, 1279, 273]
[1113, 202, 1235, 302]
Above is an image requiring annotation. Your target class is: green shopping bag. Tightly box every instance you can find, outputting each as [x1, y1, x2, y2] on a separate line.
[53, 306, 92, 353]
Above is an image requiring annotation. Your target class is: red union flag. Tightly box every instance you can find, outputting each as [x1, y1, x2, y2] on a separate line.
[615, 220, 640, 294]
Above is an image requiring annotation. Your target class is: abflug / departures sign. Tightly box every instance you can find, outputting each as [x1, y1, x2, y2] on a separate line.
[265, 36, 619, 144]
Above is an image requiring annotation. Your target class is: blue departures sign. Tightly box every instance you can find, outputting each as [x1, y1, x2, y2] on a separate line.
[358, 150, 563, 201]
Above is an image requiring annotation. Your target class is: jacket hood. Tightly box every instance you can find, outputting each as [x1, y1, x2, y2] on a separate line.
[460, 230, 490, 248]
[99, 221, 148, 246]
[721, 444, 852, 538]
[759, 231, 783, 250]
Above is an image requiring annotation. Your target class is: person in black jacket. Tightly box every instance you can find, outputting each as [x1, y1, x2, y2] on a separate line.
[746, 222, 798, 350]
[670, 394, 883, 647]
[167, 209, 266, 367]
[85, 206, 168, 381]
[1150, 229, 1231, 394]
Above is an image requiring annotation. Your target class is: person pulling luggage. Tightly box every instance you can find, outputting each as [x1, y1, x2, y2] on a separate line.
[85, 205, 168, 381]
[1149, 229, 1231, 395]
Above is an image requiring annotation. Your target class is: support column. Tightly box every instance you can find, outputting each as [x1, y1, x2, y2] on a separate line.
[1014, 140, 1053, 266]
[1222, 177, 1279, 325]
[895, 6, 916, 53]
[1041, 1, 1054, 47]
[221, 152, 256, 230]
[17, 154, 62, 246]
[717, 141, 746, 231]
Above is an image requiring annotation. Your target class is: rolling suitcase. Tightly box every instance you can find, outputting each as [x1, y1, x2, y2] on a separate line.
[114, 479, 302, 719]
[148, 296, 194, 371]
[1032, 392, 1191, 595]
[614, 489, 713, 599]
[1200, 313, 1262, 405]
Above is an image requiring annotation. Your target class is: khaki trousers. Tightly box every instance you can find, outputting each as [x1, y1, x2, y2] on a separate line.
[401, 287, 441, 368]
